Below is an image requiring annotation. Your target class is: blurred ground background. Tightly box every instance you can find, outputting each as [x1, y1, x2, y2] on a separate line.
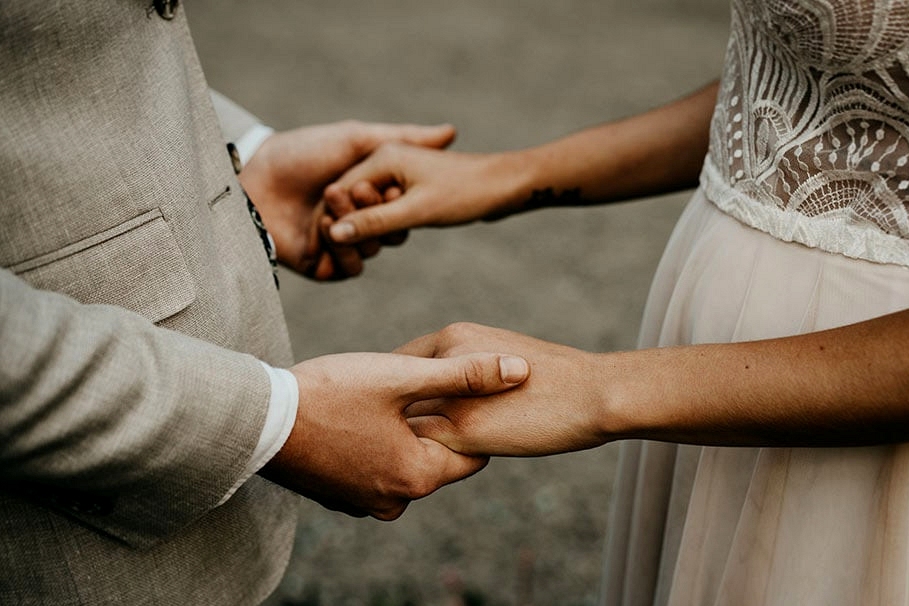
[186, 2, 729, 604]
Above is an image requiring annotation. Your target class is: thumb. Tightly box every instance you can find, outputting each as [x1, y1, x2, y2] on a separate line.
[404, 352, 530, 401]
[398, 123, 457, 149]
[328, 191, 428, 244]
[364, 122, 456, 151]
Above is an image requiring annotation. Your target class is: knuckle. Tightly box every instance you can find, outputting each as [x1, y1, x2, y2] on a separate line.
[338, 118, 361, 131]
[442, 321, 480, 341]
[435, 322, 483, 358]
[442, 321, 467, 336]
[401, 474, 435, 500]
[461, 356, 488, 395]
[351, 180, 373, 197]
[323, 187, 351, 215]
[323, 182, 343, 200]
[388, 460, 437, 501]
[373, 503, 408, 522]
[376, 140, 404, 161]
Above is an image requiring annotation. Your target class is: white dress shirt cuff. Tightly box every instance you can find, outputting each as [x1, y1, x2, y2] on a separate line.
[234, 124, 275, 168]
[217, 362, 299, 506]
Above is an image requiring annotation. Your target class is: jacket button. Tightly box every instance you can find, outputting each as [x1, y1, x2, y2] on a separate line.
[154, 0, 179, 20]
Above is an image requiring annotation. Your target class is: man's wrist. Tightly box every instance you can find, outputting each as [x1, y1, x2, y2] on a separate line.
[234, 124, 276, 169]
[217, 362, 299, 505]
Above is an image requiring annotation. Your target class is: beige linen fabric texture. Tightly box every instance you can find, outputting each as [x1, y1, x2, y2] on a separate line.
[0, 2, 297, 604]
[600, 192, 909, 606]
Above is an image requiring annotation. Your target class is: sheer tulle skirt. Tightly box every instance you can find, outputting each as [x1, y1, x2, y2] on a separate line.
[599, 190, 909, 606]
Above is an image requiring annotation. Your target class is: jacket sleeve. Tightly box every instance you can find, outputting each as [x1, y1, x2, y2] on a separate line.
[0, 268, 273, 548]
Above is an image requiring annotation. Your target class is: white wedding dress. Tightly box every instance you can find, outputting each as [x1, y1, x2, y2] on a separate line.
[599, 1, 909, 605]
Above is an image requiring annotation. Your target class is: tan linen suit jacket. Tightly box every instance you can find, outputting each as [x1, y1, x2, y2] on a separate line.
[0, 2, 298, 604]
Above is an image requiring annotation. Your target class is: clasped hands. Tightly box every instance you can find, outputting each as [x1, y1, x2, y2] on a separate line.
[244, 120, 603, 520]
[259, 324, 605, 521]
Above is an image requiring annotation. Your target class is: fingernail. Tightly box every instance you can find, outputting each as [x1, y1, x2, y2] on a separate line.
[499, 356, 529, 384]
[330, 222, 355, 242]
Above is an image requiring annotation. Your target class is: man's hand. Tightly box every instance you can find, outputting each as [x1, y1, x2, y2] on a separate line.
[238, 121, 455, 280]
[259, 349, 529, 520]
[324, 144, 525, 246]
[397, 323, 609, 457]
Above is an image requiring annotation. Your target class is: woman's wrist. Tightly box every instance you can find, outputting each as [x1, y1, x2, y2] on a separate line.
[540, 348, 639, 451]
[586, 350, 644, 444]
[589, 346, 696, 445]
[472, 149, 543, 220]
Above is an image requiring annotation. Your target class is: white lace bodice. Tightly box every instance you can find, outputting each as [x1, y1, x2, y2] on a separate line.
[702, 0, 909, 266]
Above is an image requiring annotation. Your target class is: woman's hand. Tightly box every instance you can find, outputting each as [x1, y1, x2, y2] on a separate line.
[396, 322, 610, 457]
[324, 145, 527, 245]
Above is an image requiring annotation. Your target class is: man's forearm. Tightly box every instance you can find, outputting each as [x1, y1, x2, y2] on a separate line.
[0, 269, 271, 546]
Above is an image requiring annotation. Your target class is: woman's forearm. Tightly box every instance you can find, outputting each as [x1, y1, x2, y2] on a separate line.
[601, 308, 909, 447]
[498, 81, 718, 213]
[325, 82, 719, 244]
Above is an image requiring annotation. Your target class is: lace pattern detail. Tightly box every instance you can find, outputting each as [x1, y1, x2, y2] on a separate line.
[703, 0, 909, 265]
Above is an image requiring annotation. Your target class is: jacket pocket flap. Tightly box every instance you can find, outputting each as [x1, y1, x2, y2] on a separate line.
[11, 209, 196, 323]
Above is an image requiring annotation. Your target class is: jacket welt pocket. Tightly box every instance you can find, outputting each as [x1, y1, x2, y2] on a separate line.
[10, 209, 196, 324]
